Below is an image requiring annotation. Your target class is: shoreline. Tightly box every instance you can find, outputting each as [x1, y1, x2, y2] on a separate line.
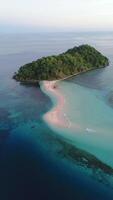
[41, 80, 81, 131]
[39, 65, 108, 135]
[39, 67, 106, 131]
[41, 80, 71, 129]
[14, 66, 106, 84]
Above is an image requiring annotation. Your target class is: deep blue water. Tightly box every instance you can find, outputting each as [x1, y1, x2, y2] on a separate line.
[0, 32, 113, 200]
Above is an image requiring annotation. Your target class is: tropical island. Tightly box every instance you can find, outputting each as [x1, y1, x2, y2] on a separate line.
[13, 45, 109, 81]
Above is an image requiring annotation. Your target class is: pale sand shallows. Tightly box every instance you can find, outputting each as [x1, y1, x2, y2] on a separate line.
[42, 80, 80, 130]
[42, 81, 71, 128]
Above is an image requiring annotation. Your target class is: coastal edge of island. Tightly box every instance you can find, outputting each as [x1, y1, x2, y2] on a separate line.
[12, 45, 113, 185]
[13, 44, 109, 130]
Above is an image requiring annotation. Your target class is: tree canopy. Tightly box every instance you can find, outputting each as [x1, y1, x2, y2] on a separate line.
[13, 45, 109, 81]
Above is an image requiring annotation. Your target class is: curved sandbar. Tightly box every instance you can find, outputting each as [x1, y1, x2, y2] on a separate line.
[40, 80, 113, 184]
[40, 80, 81, 131]
[41, 81, 69, 128]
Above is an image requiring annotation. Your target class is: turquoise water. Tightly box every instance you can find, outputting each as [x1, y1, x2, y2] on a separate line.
[0, 32, 113, 200]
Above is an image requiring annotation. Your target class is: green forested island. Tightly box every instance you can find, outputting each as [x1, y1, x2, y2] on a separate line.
[13, 45, 109, 81]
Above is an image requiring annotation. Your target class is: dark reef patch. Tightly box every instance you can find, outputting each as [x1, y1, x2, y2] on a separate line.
[42, 128, 113, 187]
[57, 138, 113, 175]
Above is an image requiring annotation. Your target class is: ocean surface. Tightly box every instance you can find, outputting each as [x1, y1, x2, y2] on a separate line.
[0, 32, 113, 200]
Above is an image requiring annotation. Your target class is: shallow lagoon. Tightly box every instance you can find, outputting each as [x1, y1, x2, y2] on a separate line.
[54, 80, 113, 166]
[0, 32, 113, 199]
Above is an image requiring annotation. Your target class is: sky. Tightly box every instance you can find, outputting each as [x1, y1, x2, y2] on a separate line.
[0, 0, 113, 32]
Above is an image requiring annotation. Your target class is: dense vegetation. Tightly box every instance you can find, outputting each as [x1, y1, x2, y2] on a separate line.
[13, 45, 109, 81]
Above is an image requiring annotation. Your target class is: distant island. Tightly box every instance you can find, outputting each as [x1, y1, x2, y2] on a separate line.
[13, 45, 109, 82]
